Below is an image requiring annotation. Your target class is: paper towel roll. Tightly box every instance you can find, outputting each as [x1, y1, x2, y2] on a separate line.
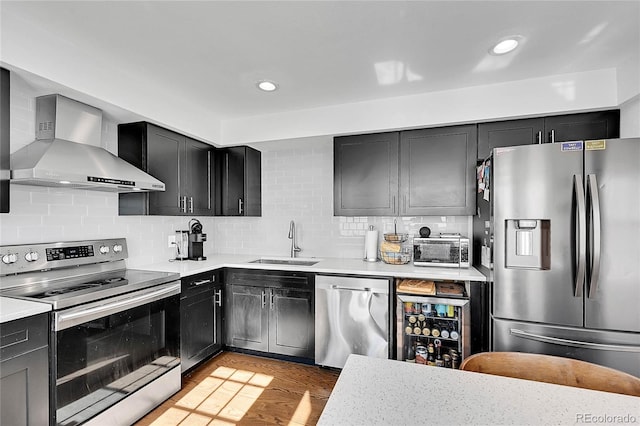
[364, 228, 379, 261]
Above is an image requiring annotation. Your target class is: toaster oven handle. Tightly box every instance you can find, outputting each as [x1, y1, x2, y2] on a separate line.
[54, 282, 180, 331]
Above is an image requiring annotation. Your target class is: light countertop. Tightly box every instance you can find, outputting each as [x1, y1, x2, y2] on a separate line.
[1, 297, 51, 323]
[135, 254, 487, 282]
[318, 354, 640, 426]
[1, 255, 484, 323]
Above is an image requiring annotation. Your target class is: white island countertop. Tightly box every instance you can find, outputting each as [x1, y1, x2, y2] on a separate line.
[318, 354, 639, 426]
[135, 254, 486, 282]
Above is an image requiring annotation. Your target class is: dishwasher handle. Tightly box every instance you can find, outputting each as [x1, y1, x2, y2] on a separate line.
[315, 277, 389, 294]
[330, 284, 372, 292]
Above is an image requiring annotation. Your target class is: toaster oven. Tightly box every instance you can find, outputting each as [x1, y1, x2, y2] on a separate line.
[413, 235, 470, 268]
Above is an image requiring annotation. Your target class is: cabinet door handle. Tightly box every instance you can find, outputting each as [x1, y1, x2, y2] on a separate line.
[189, 197, 194, 213]
[215, 289, 223, 307]
[550, 129, 556, 144]
[537, 131, 542, 144]
[180, 196, 187, 213]
[238, 198, 244, 215]
[192, 279, 211, 287]
[261, 290, 266, 308]
[270, 291, 274, 310]
[207, 151, 212, 210]
[392, 196, 396, 214]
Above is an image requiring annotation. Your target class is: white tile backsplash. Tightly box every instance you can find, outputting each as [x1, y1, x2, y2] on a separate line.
[1, 81, 472, 266]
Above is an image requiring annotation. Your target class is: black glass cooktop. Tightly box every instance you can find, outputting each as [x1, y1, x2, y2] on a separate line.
[29, 277, 128, 299]
[2, 269, 179, 310]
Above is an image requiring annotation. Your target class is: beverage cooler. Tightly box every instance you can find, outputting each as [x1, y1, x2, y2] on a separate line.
[396, 293, 470, 367]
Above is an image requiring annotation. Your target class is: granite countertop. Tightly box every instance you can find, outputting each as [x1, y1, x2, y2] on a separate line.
[135, 254, 487, 282]
[0, 297, 51, 323]
[318, 354, 640, 426]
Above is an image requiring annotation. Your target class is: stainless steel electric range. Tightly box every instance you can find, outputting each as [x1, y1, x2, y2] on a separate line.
[0, 238, 181, 426]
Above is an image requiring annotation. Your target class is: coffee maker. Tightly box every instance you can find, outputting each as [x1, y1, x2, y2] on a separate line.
[188, 219, 207, 261]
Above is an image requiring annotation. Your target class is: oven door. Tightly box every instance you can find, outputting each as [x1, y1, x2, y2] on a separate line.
[52, 281, 180, 426]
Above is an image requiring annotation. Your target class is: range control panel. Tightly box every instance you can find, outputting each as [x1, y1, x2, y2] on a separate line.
[0, 238, 128, 276]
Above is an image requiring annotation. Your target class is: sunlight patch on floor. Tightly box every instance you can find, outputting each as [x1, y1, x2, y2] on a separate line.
[149, 366, 274, 425]
[288, 390, 312, 426]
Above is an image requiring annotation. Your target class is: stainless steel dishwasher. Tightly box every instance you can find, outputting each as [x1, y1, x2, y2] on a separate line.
[315, 275, 391, 368]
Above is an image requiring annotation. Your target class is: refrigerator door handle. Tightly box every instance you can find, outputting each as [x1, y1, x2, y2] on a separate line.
[587, 174, 602, 299]
[573, 175, 586, 298]
[510, 328, 640, 353]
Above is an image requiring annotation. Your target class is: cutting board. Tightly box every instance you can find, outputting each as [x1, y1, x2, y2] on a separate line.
[436, 282, 466, 296]
[397, 279, 436, 295]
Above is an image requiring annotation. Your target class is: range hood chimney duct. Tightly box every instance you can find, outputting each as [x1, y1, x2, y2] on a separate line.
[10, 94, 165, 192]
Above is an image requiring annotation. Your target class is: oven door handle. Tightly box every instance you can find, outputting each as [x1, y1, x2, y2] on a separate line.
[55, 282, 180, 331]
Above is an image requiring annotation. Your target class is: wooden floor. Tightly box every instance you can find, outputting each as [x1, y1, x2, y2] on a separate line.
[136, 352, 340, 426]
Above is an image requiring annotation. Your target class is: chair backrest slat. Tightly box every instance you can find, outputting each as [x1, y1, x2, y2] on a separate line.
[460, 352, 640, 397]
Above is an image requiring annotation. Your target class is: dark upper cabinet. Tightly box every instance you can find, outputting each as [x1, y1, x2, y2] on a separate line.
[0, 67, 9, 213]
[334, 126, 476, 216]
[334, 132, 399, 216]
[477, 111, 620, 159]
[478, 118, 545, 160]
[544, 110, 620, 143]
[219, 146, 261, 216]
[118, 122, 216, 216]
[400, 125, 477, 216]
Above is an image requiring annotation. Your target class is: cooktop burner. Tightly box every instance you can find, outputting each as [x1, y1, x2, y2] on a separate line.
[28, 277, 129, 299]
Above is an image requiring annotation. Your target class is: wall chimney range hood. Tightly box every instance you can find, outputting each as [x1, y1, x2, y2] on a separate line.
[10, 94, 165, 192]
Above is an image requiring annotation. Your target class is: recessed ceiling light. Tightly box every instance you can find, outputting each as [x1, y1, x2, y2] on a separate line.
[257, 80, 278, 92]
[490, 37, 521, 55]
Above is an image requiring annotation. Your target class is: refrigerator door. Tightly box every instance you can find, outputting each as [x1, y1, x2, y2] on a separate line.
[492, 317, 640, 377]
[584, 138, 640, 332]
[493, 144, 583, 326]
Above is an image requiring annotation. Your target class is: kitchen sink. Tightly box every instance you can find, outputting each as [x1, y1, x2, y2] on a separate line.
[249, 257, 321, 266]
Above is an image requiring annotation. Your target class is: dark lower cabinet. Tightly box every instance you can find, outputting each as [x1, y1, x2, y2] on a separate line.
[0, 313, 49, 426]
[225, 269, 314, 360]
[180, 271, 223, 374]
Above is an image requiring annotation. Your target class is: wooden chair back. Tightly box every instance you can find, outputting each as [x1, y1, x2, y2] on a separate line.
[460, 351, 640, 397]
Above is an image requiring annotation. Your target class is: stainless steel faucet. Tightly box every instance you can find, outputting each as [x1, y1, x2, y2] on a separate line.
[288, 220, 302, 258]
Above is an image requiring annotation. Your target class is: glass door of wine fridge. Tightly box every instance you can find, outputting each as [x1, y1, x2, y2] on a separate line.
[396, 294, 470, 367]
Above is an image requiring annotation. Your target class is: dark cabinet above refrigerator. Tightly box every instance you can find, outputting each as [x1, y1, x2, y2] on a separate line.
[477, 110, 620, 160]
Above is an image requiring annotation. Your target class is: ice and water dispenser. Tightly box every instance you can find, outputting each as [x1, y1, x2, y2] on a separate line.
[505, 219, 550, 270]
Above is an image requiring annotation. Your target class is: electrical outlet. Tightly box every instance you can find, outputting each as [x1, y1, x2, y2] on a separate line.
[168, 235, 176, 247]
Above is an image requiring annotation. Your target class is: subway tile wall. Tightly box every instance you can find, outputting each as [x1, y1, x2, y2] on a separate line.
[1, 77, 472, 267]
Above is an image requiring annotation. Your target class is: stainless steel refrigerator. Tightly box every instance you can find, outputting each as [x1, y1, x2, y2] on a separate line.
[489, 138, 640, 377]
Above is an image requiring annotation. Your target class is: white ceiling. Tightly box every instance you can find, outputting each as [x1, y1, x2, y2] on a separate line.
[1, 1, 639, 142]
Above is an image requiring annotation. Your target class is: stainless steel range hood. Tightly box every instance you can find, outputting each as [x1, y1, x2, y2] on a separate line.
[10, 94, 165, 192]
